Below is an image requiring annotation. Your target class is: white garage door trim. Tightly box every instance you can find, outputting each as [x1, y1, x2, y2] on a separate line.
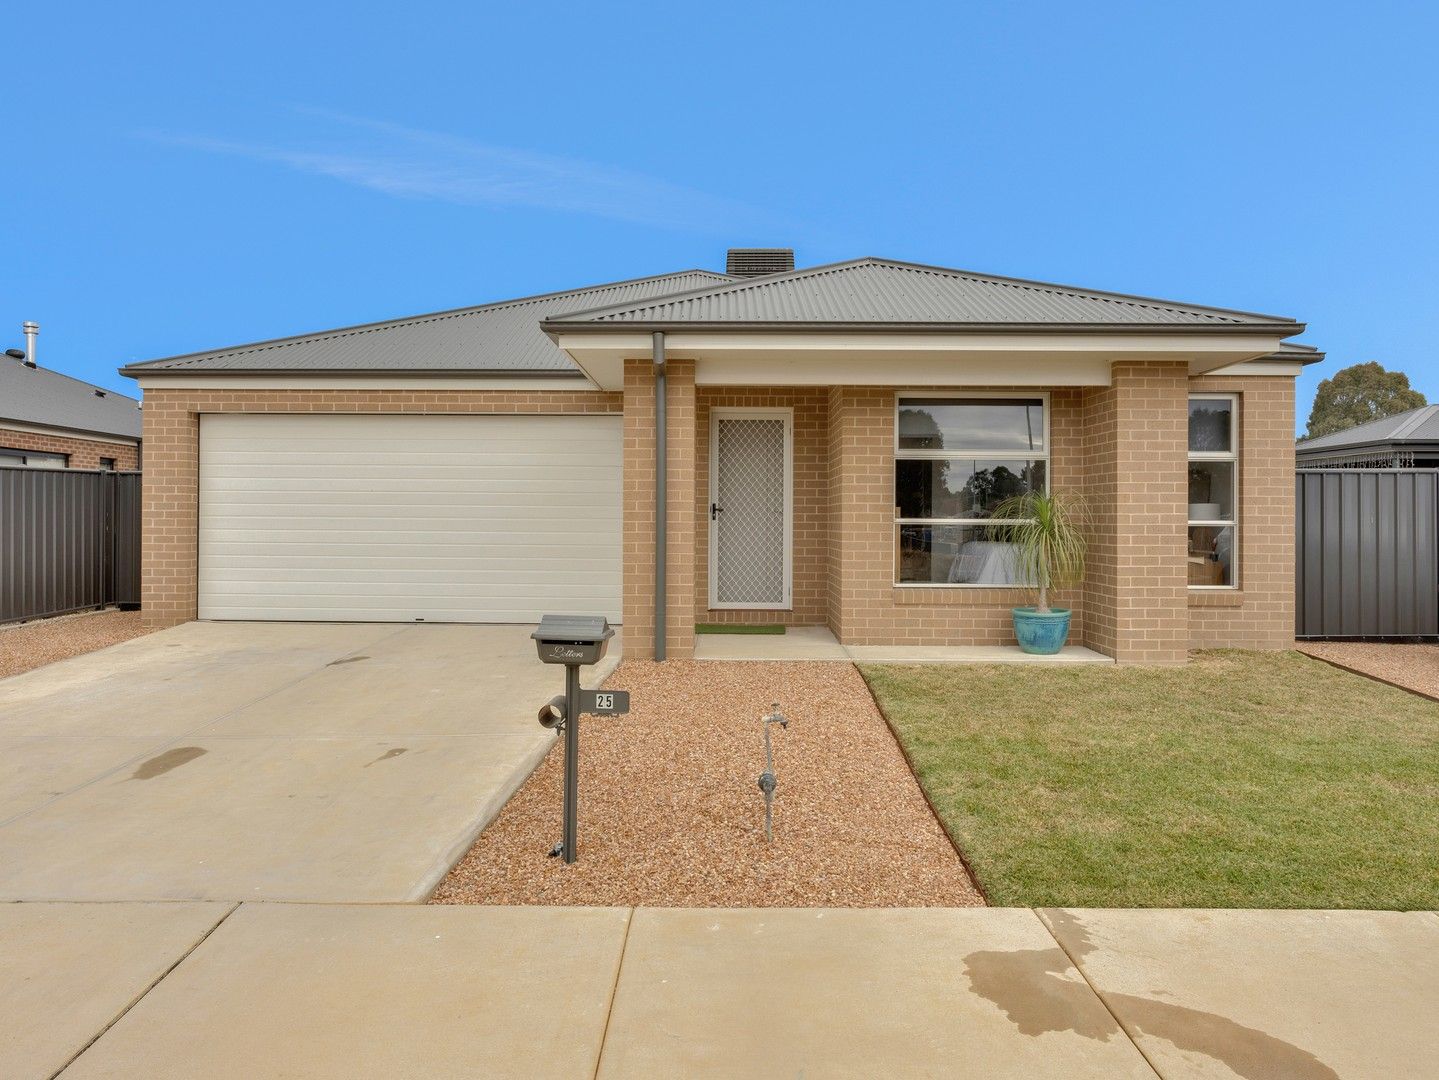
[198, 413, 622, 623]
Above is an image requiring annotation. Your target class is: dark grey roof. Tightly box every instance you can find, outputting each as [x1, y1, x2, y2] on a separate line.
[1, 356, 142, 440]
[1298, 405, 1439, 452]
[120, 270, 734, 376]
[545, 258, 1305, 333]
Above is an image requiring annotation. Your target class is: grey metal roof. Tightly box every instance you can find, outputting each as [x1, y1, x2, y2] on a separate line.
[1, 356, 142, 440]
[1298, 405, 1439, 452]
[120, 270, 734, 376]
[545, 258, 1305, 333]
[1267, 342, 1324, 363]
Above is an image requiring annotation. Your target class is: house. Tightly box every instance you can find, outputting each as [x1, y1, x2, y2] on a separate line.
[2, 325, 142, 470]
[1296, 405, 1439, 469]
[120, 251, 1321, 664]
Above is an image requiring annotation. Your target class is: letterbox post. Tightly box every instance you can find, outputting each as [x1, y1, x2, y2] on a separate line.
[561, 659, 580, 863]
[532, 614, 620, 865]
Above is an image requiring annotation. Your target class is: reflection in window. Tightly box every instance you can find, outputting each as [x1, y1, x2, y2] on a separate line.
[894, 396, 1047, 586]
[1188, 395, 1237, 588]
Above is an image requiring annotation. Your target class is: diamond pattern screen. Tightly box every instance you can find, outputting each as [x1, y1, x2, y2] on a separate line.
[715, 417, 786, 605]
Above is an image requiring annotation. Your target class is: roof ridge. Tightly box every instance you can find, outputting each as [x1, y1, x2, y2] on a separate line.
[546, 258, 859, 322]
[123, 269, 734, 373]
[1389, 403, 1439, 440]
[547, 256, 1297, 326]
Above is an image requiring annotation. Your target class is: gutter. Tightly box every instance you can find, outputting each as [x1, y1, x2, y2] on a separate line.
[117, 365, 587, 380]
[541, 319, 1308, 338]
[653, 331, 666, 661]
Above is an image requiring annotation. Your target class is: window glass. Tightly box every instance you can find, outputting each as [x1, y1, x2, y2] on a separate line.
[1187, 461, 1234, 521]
[1188, 398, 1232, 453]
[1188, 525, 1234, 587]
[898, 398, 1045, 452]
[896, 524, 1034, 585]
[896, 459, 1045, 519]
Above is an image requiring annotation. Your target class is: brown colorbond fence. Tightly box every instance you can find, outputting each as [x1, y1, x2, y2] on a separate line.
[0, 467, 141, 623]
[1296, 469, 1439, 639]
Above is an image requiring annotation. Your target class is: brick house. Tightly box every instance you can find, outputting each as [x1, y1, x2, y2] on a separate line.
[2, 337, 142, 471]
[121, 252, 1320, 664]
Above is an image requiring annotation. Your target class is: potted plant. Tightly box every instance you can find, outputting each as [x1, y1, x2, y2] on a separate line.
[987, 490, 1087, 654]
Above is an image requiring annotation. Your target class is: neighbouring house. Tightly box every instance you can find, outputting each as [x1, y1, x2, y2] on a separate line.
[1296, 404, 1439, 469]
[2, 325, 142, 470]
[120, 251, 1322, 664]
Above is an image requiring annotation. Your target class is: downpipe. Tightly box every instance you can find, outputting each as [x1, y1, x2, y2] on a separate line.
[653, 331, 666, 661]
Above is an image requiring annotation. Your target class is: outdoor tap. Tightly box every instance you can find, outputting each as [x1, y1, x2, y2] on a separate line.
[758, 702, 787, 842]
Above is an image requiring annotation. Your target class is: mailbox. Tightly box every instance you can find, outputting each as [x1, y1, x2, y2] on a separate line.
[532, 614, 614, 667]
[531, 613, 623, 866]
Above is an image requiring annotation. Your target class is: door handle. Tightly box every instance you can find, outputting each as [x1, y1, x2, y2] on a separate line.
[710, 503, 723, 521]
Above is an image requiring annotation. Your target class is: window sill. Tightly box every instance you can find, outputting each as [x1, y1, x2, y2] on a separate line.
[893, 586, 1038, 607]
[1189, 589, 1244, 608]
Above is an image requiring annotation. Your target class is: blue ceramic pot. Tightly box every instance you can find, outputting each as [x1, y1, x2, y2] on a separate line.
[1012, 607, 1072, 655]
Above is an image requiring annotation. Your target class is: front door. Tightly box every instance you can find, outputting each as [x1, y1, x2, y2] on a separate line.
[709, 409, 792, 609]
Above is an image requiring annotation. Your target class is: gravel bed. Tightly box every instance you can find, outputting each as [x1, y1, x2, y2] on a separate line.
[432, 660, 982, 907]
[0, 609, 149, 680]
[1296, 641, 1439, 700]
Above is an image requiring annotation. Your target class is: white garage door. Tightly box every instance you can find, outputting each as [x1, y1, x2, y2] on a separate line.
[198, 413, 622, 623]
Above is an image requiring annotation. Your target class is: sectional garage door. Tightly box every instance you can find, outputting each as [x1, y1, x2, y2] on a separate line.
[198, 413, 622, 623]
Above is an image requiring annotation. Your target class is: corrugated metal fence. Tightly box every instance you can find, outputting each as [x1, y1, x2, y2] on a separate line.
[0, 468, 141, 623]
[1296, 469, 1439, 638]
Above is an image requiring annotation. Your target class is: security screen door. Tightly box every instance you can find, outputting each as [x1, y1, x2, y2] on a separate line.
[709, 409, 793, 608]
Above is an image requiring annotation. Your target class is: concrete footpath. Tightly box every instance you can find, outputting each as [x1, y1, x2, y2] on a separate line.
[3, 903, 1436, 1079]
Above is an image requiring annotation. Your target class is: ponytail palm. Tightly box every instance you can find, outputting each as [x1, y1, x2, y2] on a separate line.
[988, 491, 1087, 613]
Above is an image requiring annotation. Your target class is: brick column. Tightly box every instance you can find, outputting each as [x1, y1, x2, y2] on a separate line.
[139, 392, 200, 629]
[1082, 361, 1189, 663]
[621, 356, 696, 660]
[663, 359, 697, 659]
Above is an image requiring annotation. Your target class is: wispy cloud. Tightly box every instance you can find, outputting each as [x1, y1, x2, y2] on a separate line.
[141, 110, 764, 233]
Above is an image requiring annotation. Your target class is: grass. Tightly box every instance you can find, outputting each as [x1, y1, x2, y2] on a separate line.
[695, 624, 786, 635]
[860, 651, 1439, 909]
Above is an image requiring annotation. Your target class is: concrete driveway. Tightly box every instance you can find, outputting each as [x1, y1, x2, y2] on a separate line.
[0, 621, 618, 902]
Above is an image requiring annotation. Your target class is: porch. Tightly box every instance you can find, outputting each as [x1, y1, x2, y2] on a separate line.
[693, 624, 1115, 663]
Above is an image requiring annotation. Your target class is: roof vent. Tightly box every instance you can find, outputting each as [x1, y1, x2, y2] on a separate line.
[726, 248, 794, 278]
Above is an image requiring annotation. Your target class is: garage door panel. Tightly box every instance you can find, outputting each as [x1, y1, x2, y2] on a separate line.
[199, 414, 622, 623]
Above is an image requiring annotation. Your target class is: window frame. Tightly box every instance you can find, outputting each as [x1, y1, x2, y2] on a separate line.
[1187, 392, 1239, 591]
[0, 446, 69, 469]
[892, 390, 1051, 589]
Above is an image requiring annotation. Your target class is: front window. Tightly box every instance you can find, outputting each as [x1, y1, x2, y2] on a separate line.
[1188, 395, 1237, 588]
[894, 396, 1047, 585]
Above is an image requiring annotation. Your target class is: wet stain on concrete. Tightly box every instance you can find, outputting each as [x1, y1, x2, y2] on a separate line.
[963, 946, 1121, 1040]
[328, 655, 370, 667]
[130, 746, 207, 780]
[986, 910, 1342, 1080]
[1107, 991, 1340, 1080]
[364, 747, 408, 767]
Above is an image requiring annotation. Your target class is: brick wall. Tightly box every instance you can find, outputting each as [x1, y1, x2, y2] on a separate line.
[693, 388, 829, 626]
[622, 359, 697, 660]
[1187, 375, 1296, 649]
[139, 387, 621, 629]
[825, 386, 1086, 646]
[0, 426, 139, 470]
[1079, 362, 1190, 664]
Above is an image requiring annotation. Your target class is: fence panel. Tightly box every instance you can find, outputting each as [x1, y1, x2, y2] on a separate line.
[0, 468, 142, 623]
[1296, 469, 1439, 638]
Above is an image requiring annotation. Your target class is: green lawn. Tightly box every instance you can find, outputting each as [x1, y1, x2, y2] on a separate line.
[861, 651, 1439, 909]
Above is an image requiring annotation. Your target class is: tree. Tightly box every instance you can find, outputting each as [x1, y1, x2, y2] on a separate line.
[1304, 362, 1427, 439]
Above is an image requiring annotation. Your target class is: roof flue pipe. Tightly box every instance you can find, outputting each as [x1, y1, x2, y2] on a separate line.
[22, 322, 38, 368]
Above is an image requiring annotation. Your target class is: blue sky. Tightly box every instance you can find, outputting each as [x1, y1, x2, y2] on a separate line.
[5, 2, 1437, 431]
